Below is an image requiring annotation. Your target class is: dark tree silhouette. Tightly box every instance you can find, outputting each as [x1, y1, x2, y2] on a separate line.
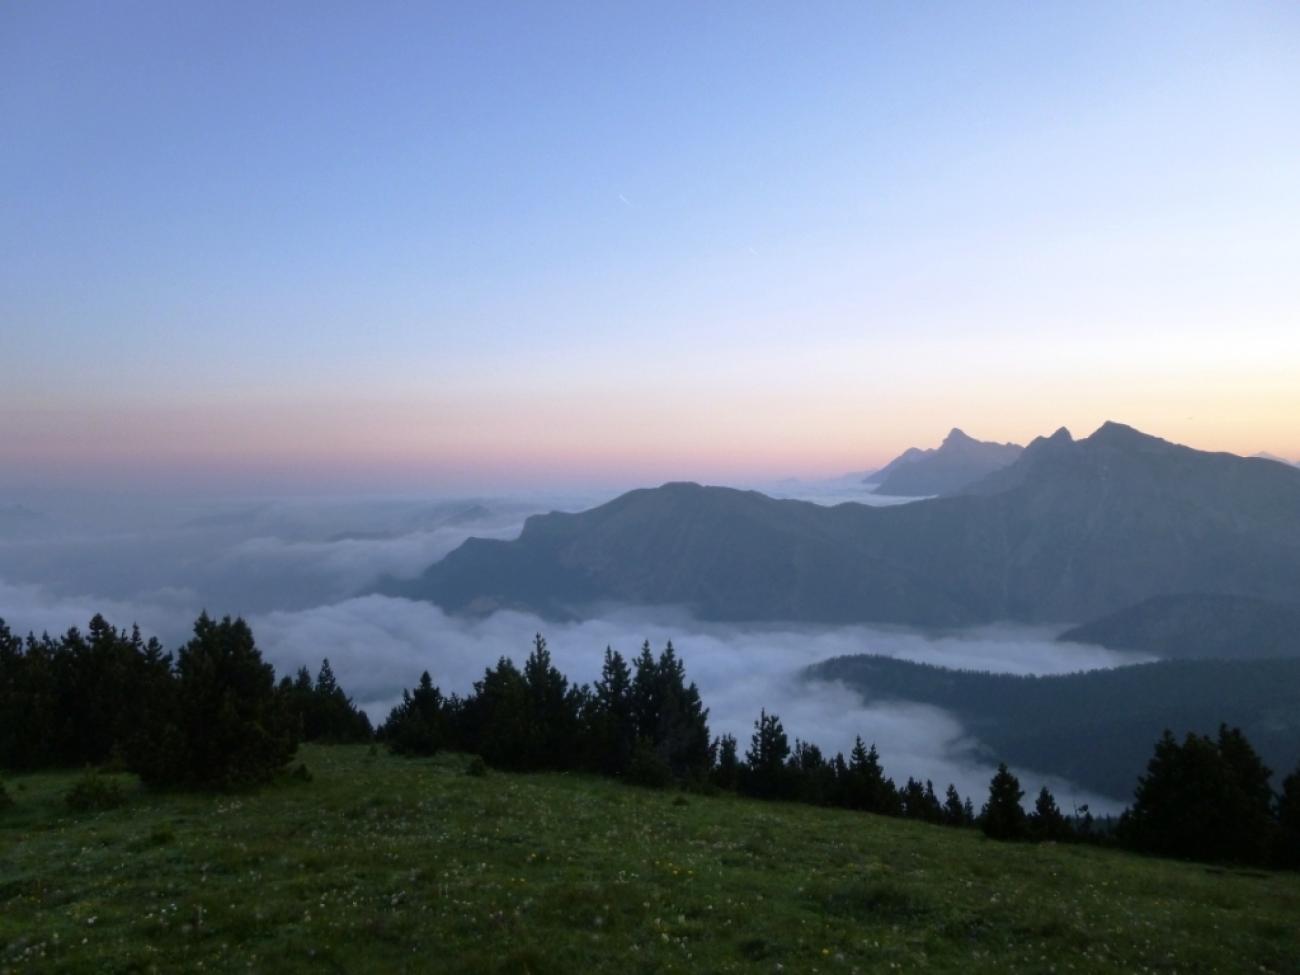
[943, 784, 972, 827]
[982, 763, 1028, 840]
[1277, 763, 1300, 869]
[1029, 786, 1071, 841]
[380, 672, 444, 756]
[742, 709, 793, 799]
[1120, 726, 1277, 864]
[136, 613, 296, 788]
[712, 733, 740, 791]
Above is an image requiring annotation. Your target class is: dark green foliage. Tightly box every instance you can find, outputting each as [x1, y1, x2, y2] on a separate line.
[901, 778, 944, 824]
[134, 614, 297, 789]
[982, 764, 1028, 840]
[465, 755, 488, 777]
[65, 770, 125, 811]
[0, 780, 11, 811]
[1278, 764, 1300, 869]
[843, 737, 901, 815]
[742, 709, 794, 799]
[626, 739, 673, 789]
[379, 672, 445, 756]
[788, 740, 837, 806]
[290, 762, 313, 782]
[711, 734, 740, 791]
[1, 612, 336, 792]
[943, 784, 972, 827]
[1119, 726, 1277, 865]
[589, 647, 635, 775]
[521, 634, 587, 768]
[0, 616, 172, 771]
[280, 659, 373, 744]
[629, 641, 711, 781]
[1029, 786, 1071, 841]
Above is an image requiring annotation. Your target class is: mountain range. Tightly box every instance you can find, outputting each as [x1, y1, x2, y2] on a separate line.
[387, 422, 1300, 632]
[864, 428, 1023, 496]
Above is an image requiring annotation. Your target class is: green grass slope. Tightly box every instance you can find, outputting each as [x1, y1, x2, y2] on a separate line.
[2, 746, 1298, 974]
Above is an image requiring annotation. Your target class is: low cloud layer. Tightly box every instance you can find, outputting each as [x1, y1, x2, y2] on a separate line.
[0, 493, 1141, 812]
[253, 597, 1136, 811]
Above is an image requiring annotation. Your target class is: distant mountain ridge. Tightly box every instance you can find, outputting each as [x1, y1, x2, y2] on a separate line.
[388, 421, 1300, 631]
[1058, 594, 1300, 659]
[865, 428, 1023, 496]
[808, 654, 1300, 799]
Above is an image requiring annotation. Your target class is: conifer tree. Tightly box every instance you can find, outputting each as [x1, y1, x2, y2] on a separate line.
[981, 763, 1028, 840]
[943, 783, 970, 827]
[380, 672, 444, 756]
[1029, 785, 1071, 841]
[137, 613, 296, 788]
[845, 738, 899, 815]
[1120, 727, 1277, 864]
[742, 709, 792, 799]
[712, 733, 740, 791]
[590, 647, 635, 775]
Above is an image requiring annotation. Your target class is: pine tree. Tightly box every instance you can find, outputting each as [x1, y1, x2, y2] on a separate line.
[981, 763, 1027, 840]
[1029, 786, 1071, 841]
[590, 647, 635, 775]
[380, 672, 444, 756]
[1216, 724, 1276, 864]
[1120, 727, 1277, 865]
[742, 709, 792, 799]
[789, 740, 834, 805]
[845, 738, 899, 815]
[712, 733, 740, 791]
[468, 657, 531, 770]
[943, 783, 970, 827]
[137, 613, 296, 788]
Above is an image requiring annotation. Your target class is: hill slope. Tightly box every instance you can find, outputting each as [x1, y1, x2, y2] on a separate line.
[1060, 593, 1300, 659]
[808, 655, 1300, 799]
[2, 745, 1297, 973]
[394, 422, 1300, 627]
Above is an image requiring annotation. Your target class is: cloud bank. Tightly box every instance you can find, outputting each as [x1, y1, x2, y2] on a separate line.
[252, 597, 1137, 811]
[0, 493, 1141, 812]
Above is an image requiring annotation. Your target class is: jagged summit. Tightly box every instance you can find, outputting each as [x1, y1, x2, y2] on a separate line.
[866, 428, 1024, 497]
[391, 419, 1300, 627]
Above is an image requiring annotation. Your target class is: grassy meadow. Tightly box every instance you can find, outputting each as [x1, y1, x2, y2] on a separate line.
[2, 745, 1298, 974]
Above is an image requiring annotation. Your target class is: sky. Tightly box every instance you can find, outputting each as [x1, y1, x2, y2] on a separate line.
[3, 1, 1299, 494]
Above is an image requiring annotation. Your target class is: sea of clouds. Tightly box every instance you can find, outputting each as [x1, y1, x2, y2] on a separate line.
[0, 488, 1143, 811]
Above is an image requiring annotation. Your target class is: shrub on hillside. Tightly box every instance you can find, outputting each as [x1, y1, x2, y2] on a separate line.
[65, 771, 125, 812]
[626, 740, 673, 789]
[0, 781, 12, 811]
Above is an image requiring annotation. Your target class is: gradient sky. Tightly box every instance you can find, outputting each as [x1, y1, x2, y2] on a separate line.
[3, 1, 1298, 494]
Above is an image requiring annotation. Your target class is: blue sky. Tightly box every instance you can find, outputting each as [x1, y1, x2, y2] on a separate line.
[3, 1, 1298, 492]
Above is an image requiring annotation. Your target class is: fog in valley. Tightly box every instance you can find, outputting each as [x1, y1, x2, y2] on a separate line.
[0, 490, 1147, 813]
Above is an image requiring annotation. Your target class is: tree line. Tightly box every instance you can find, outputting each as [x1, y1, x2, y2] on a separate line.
[0, 613, 369, 788]
[1, 612, 1297, 869]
